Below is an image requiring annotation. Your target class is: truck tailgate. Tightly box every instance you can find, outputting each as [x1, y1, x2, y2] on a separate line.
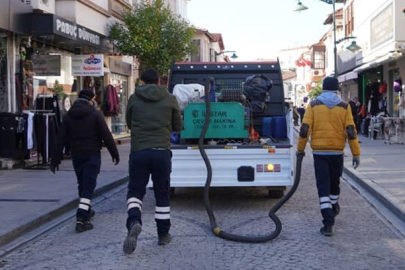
[151, 147, 293, 188]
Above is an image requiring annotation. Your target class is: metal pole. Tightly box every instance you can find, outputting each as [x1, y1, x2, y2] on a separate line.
[332, 0, 338, 78]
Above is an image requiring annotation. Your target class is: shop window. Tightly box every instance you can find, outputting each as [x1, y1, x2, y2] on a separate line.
[312, 50, 325, 69]
[190, 39, 201, 62]
[20, 41, 75, 112]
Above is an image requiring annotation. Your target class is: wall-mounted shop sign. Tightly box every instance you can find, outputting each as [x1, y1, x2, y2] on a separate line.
[54, 16, 101, 46]
[32, 55, 61, 76]
[109, 58, 132, 76]
[72, 54, 104, 76]
[371, 4, 393, 49]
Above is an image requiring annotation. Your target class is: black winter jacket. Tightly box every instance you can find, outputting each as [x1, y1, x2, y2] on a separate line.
[52, 99, 119, 165]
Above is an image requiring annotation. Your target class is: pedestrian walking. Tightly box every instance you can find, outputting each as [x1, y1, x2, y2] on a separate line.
[50, 89, 120, 233]
[349, 96, 361, 134]
[293, 106, 300, 126]
[297, 104, 306, 124]
[123, 68, 182, 254]
[297, 77, 360, 237]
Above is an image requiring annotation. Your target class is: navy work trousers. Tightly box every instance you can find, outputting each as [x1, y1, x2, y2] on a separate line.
[72, 156, 101, 221]
[313, 154, 343, 226]
[126, 149, 172, 236]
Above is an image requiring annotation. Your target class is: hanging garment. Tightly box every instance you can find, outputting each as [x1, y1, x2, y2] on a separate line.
[102, 85, 120, 116]
[23, 111, 34, 149]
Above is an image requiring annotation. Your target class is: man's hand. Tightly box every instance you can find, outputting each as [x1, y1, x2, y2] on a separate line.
[352, 157, 360, 169]
[112, 156, 120, 166]
[50, 164, 59, 174]
[296, 151, 306, 157]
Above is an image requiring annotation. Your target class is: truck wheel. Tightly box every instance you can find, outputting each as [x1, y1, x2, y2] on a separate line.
[268, 189, 284, 199]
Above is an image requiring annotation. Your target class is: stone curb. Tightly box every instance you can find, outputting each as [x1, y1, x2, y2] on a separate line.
[0, 176, 129, 248]
[343, 166, 405, 223]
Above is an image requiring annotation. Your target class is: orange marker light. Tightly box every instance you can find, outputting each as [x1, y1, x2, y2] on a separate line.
[267, 164, 274, 171]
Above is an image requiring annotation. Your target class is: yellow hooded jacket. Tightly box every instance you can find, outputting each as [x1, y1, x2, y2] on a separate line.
[297, 97, 361, 157]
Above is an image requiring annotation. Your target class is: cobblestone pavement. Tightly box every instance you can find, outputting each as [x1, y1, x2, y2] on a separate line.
[1, 155, 405, 270]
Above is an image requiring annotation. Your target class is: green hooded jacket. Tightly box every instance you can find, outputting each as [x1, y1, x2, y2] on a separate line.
[126, 84, 182, 152]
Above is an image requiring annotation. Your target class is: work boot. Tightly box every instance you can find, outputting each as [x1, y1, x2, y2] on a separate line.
[123, 222, 142, 254]
[90, 209, 95, 219]
[76, 219, 94, 233]
[320, 225, 333, 237]
[158, 233, 172, 246]
[332, 203, 340, 217]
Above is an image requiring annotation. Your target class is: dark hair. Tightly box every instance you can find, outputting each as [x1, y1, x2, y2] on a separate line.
[141, 68, 159, 84]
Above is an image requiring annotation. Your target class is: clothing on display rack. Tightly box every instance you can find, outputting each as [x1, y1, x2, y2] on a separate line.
[0, 112, 28, 159]
[33, 112, 57, 165]
[102, 84, 120, 117]
[35, 94, 61, 130]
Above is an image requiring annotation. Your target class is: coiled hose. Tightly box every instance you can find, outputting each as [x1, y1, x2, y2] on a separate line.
[199, 77, 304, 243]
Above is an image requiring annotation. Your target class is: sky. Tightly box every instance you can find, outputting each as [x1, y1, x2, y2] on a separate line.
[187, 0, 343, 61]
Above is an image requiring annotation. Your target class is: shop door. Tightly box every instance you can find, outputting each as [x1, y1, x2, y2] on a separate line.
[111, 74, 128, 134]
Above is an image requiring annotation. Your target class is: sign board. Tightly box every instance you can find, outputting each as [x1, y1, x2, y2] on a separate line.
[371, 4, 393, 49]
[181, 103, 248, 139]
[32, 55, 61, 76]
[54, 16, 102, 46]
[72, 54, 104, 76]
[109, 58, 132, 76]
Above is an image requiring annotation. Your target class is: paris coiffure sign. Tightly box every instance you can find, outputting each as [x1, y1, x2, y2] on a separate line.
[72, 54, 104, 76]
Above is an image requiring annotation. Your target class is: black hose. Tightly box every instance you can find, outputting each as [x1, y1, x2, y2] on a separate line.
[199, 77, 304, 243]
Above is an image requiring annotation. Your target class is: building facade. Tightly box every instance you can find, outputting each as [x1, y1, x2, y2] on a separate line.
[338, 0, 405, 117]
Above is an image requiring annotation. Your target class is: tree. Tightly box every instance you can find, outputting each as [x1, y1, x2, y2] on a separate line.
[109, 0, 195, 76]
[308, 79, 323, 99]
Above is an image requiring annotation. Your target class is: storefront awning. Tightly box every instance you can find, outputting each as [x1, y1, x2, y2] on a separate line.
[353, 54, 392, 73]
[337, 71, 357, 83]
[28, 14, 112, 53]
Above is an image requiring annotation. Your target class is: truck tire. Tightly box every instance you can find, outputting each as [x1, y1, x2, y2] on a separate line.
[267, 188, 285, 199]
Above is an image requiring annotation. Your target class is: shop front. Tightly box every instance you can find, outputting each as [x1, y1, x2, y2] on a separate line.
[5, 13, 113, 167]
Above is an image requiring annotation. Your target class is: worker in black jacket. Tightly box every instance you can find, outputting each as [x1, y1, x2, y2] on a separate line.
[51, 90, 120, 233]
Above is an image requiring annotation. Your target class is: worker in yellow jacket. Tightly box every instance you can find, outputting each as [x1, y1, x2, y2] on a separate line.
[297, 76, 361, 237]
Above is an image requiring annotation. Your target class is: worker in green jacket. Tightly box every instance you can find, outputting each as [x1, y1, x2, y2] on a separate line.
[123, 68, 182, 254]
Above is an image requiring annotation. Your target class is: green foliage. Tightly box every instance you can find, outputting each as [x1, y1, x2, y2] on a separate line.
[109, 0, 195, 76]
[308, 79, 323, 99]
[53, 80, 65, 100]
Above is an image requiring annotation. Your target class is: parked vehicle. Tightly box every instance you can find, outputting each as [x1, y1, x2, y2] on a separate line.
[151, 61, 294, 198]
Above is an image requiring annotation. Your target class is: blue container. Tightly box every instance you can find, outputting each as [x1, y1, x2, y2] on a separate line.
[262, 117, 273, 137]
[271, 117, 287, 139]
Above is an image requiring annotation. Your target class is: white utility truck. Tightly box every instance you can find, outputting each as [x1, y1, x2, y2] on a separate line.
[156, 61, 294, 197]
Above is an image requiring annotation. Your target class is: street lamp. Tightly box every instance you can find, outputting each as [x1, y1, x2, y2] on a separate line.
[294, 0, 362, 77]
[215, 51, 238, 61]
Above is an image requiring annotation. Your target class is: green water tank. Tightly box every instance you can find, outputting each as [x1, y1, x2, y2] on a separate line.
[181, 102, 248, 139]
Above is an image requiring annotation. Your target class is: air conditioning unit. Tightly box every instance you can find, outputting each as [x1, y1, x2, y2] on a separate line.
[312, 69, 324, 77]
[29, 0, 55, 14]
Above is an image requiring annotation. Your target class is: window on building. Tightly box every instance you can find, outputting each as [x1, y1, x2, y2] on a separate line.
[190, 40, 201, 62]
[345, 2, 354, 36]
[312, 47, 325, 69]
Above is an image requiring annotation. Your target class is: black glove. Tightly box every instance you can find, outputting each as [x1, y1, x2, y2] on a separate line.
[112, 156, 120, 166]
[296, 151, 306, 157]
[50, 164, 59, 174]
